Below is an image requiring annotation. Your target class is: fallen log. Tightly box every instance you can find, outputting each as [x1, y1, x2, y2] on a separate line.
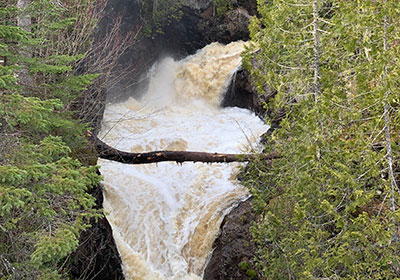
[89, 132, 279, 164]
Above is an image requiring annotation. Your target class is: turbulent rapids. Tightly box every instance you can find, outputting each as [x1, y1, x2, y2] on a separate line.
[97, 41, 268, 279]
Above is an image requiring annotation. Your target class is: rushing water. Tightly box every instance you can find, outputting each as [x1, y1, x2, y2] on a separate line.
[98, 41, 268, 279]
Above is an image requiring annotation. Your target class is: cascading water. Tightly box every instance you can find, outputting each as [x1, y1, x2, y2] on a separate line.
[98, 41, 268, 279]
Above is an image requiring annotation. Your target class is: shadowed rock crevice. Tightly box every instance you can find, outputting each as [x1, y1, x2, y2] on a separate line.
[71, 184, 124, 280]
[204, 199, 260, 280]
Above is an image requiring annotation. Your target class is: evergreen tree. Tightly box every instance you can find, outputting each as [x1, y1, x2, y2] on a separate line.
[0, 1, 103, 278]
[244, 0, 400, 278]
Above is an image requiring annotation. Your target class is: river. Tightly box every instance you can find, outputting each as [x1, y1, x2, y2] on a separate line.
[98, 41, 268, 279]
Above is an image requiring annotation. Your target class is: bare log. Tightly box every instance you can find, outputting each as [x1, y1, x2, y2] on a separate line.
[90, 133, 279, 164]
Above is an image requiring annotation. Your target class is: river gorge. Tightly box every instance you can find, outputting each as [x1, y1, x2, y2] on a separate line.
[97, 41, 267, 279]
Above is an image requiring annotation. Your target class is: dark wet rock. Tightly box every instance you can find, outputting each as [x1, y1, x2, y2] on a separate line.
[222, 64, 285, 143]
[71, 185, 124, 280]
[203, 199, 260, 280]
[221, 66, 278, 119]
[222, 68, 266, 117]
[236, 0, 258, 15]
[105, 0, 258, 102]
[198, 6, 252, 44]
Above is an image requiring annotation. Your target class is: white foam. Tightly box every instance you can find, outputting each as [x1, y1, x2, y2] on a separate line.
[98, 41, 268, 279]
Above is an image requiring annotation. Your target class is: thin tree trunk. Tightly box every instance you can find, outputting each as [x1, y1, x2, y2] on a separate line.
[153, 0, 158, 17]
[17, 0, 32, 86]
[17, 0, 31, 32]
[313, 0, 321, 98]
[383, 13, 397, 215]
[90, 133, 279, 164]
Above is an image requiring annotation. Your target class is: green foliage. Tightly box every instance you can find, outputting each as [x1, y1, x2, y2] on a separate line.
[140, 0, 184, 35]
[238, 260, 258, 279]
[0, 0, 103, 278]
[214, 0, 233, 17]
[0, 7, 29, 90]
[0, 131, 101, 278]
[244, 0, 400, 278]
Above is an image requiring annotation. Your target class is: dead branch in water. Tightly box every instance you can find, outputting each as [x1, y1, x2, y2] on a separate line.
[89, 132, 279, 164]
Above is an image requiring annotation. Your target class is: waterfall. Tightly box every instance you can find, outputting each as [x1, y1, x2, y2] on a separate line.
[98, 41, 268, 280]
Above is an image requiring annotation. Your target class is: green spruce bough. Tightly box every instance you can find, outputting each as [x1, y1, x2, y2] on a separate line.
[1, 1, 101, 279]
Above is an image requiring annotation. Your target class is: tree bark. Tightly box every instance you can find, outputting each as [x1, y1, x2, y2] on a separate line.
[90, 133, 279, 164]
[17, 0, 31, 32]
[383, 12, 397, 214]
[17, 0, 32, 86]
[313, 0, 321, 98]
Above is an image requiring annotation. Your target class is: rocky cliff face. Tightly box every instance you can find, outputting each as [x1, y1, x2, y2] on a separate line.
[105, 0, 258, 103]
[203, 199, 261, 280]
[71, 185, 124, 280]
